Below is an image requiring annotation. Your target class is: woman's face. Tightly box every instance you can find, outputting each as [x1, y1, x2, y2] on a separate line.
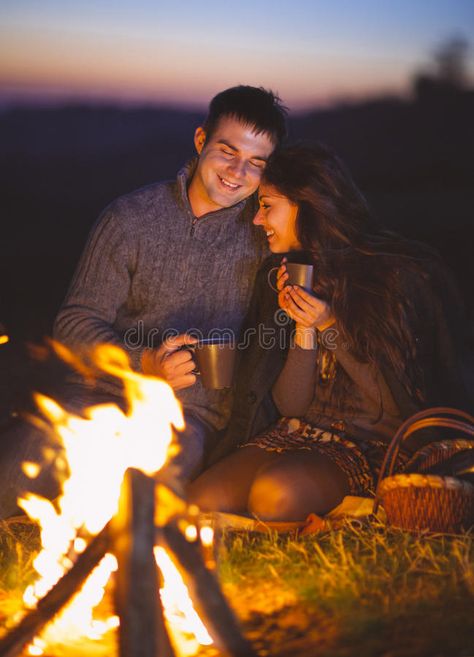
[254, 183, 302, 253]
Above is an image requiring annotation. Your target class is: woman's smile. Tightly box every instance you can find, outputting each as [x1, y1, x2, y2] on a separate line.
[254, 183, 301, 253]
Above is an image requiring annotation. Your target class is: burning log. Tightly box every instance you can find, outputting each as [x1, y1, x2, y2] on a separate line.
[112, 468, 176, 657]
[1, 348, 257, 656]
[0, 469, 257, 657]
[158, 523, 258, 657]
[0, 522, 110, 657]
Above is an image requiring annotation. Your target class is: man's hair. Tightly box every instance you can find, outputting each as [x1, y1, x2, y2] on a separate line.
[202, 85, 288, 145]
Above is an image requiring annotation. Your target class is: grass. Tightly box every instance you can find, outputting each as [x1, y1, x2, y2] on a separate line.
[0, 517, 473, 656]
[0, 517, 41, 632]
[0, 517, 39, 591]
[217, 520, 474, 657]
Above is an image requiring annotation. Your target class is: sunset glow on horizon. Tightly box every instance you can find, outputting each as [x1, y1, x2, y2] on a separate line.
[1, 0, 473, 110]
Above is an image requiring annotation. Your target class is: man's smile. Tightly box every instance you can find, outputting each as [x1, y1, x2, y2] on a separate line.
[218, 175, 242, 191]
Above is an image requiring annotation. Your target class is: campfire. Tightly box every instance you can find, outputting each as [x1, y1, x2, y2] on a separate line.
[0, 344, 255, 657]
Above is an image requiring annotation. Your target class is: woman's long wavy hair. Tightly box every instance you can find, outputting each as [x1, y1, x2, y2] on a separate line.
[262, 143, 439, 404]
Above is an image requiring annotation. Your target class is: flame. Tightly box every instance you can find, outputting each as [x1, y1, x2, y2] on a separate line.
[19, 343, 211, 655]
[22, 461, 41, 479]
[0, 333, 9, 345]
[184, 524, 198, 542]
[199, 526, 214, 547]
[154, 547, 213, 653]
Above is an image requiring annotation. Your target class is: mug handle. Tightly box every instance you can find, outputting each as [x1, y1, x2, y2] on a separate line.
[267, 266, 280, 293]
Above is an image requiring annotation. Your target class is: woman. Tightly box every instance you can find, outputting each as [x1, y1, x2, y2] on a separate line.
[188, 143, 470, 522]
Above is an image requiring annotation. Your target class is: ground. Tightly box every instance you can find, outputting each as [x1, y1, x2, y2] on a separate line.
[0, 517, 473, 657]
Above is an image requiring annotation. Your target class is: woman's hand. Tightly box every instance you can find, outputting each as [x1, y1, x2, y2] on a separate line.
[278, 262, 334, 332]
[276, 257, 289, 293]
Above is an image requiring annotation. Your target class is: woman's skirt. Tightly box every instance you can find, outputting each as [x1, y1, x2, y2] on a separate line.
[243, 416, 406, 497]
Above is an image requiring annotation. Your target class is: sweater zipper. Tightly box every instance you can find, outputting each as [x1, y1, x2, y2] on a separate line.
[190, 217, 198, 236]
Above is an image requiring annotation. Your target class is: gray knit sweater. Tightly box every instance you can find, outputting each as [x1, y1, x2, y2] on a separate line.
[53, 162, 268, 430]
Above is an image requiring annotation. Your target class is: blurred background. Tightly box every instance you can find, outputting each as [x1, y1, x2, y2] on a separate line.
[0, 0, 473, 351]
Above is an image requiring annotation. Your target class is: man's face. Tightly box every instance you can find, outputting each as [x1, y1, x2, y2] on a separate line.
[189, 115, 275, 217]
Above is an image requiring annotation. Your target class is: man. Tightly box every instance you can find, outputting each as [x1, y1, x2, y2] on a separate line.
[53, 86, 287, 480]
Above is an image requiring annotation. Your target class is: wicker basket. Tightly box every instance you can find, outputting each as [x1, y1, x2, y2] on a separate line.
[375, 407, 474, 532]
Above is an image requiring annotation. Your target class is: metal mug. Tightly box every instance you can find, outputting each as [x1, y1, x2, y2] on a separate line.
[267, 262, 314, 293]
[192, 338, 236, 389]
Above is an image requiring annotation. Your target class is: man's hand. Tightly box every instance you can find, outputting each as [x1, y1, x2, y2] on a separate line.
[141, 334, 198, 390]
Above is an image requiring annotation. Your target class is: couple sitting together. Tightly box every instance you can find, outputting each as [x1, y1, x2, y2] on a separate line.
[3, 84, 468, 522]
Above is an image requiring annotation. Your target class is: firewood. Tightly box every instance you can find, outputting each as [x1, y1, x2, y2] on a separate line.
[112, 468, 175, 657]
[158, 523, 258, 657]
[0, 522, 110, 657]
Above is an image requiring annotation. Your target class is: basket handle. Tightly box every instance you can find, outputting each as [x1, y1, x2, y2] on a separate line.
[373, 407, 474, 513]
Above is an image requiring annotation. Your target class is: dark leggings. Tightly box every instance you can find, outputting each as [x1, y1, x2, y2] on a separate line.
[187, 445, 350, 522]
